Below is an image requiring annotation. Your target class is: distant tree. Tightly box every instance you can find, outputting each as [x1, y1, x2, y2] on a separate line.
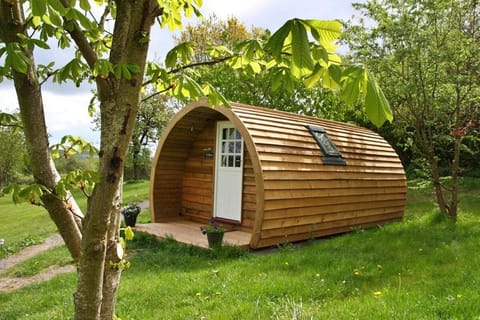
[0, 112, 26, 186]
[127, 92, 175, 180]
[343, 0, 480, 219]
[174, 14, 265, 62]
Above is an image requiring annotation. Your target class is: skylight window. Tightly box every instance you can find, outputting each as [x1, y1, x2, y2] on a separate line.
[306, 125, 346, 165]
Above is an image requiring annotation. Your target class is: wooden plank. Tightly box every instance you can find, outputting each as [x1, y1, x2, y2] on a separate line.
[182, 186, 213, 196]
[263, 179, 406, 190]
[263, 199, 407, 219]
[239, 114, 382, 144]
[259, 161, 405, 172]
[264, 186, 407, 200]
[251, 136, 396, 154]
[242, 119, 379, 145]
[260, 211, 403, 238]
[247, 125, 391, 149]
[263, 193, 406, 211]
[263, 170, 406, 181]
[182, 200, 212, 212]
[262, 206, 405, 230]
[255, 144, 397, 158]
[253, 218, 403, 248]
[259, 152, 401, 166]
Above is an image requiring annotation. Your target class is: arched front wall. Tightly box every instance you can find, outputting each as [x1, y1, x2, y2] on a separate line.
[149, 99, 265, 248]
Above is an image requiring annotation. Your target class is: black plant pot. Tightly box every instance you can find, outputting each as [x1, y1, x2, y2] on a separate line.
[206, 232, 224, 248]
[124, 215, 138, 227]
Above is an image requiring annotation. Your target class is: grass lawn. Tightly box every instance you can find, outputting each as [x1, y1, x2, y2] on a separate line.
[0, 180, 150, 259]
[1, 178, 479, 319]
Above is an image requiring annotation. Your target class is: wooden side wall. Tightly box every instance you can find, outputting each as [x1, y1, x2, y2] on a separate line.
[181, 122, 215, 221]
[232, 104, 407, 248]
[241, 150, 256, 231]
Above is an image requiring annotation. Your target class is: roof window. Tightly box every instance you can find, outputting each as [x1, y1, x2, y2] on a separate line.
[306, 125, 346, 165]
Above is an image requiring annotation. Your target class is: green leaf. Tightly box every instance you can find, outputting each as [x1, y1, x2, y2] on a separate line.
[5, 43, 31, 74]
[47, 0, 65, 13]
[0, 112, 20, 126]
[79, 0, 91, 11]
[203, 83, 230, 107]
[125, 227, 135, 241]
[165, 42, 194, 68]
[340, 66, 365, 104]
[291, 19, 314, 72]
[265, 20, 293, 62]
[271, 70, 284, 92]
[364, 69, 393, 127]
[303, 64, 324, 89]
[48, 8, 63, 26]
[93, 59, 114, 78]
[32, 0, 47, 17]
[2, 184, 21, 204]
[16, 184, 47, 205]
[321, 64, 342, 90]
[55, 181, 68, 199]
[303, 19, 341, 51]
[32, 16, 42, 27]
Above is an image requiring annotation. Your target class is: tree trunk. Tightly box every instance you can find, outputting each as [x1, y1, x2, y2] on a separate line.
[73, 1, 158, 319]
[0, 0, 83, 262]
[429, 154, 449, 214]
[448, 132, 461, 219]
[100, 189, 123, 319]
[132, 139, 141, 180]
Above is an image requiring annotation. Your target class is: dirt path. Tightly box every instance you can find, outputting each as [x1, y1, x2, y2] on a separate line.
[0, 234, 75, 293]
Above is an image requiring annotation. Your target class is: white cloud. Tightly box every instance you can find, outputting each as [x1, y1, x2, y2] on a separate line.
[0, 86, 98, 145]
[201, 0, 276, 20]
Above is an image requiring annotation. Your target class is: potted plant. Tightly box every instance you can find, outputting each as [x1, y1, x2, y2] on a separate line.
[200, 218, 225, 248]
[121, 203, 141, 227]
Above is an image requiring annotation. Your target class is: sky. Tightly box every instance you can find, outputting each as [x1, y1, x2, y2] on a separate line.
[0, 0, 363, 146]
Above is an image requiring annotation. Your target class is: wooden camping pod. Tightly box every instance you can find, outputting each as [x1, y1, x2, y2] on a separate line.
[150, 99, 407, 248]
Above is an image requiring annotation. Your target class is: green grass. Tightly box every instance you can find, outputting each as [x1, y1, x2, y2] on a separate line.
[0, 196, 56, 259]
[0, 245, 73, 279]
[1, 178, 479, 319]
[0, 180, 150, 259]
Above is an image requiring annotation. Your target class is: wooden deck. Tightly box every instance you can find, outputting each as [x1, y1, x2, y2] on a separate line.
[135, 220, 251, 249]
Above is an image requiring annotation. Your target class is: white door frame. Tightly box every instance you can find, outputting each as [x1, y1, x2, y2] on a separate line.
[213, 121, 244, 222]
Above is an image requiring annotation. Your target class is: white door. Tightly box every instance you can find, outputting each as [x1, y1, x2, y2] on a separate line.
[214, 121, 244, 222]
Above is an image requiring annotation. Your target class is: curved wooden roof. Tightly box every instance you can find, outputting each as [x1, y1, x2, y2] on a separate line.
[150, 99, 406, 248]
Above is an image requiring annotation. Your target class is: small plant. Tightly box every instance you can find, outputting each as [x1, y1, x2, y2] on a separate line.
[121, 203, 141, 227]
[201, 218, 225, 248]
[200, 218, 225, 234]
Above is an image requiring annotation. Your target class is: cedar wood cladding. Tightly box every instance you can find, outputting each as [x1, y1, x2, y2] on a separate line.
[150, 100, 407, 248]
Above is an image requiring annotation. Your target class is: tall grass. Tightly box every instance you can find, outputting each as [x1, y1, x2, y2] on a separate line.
[0, 178, 479, 319]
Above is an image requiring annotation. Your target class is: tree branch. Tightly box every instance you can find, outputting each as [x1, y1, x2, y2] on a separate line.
[170, 56, 233, 74]
[59, 0, 98, 69]
[141, 85, 174, 102]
